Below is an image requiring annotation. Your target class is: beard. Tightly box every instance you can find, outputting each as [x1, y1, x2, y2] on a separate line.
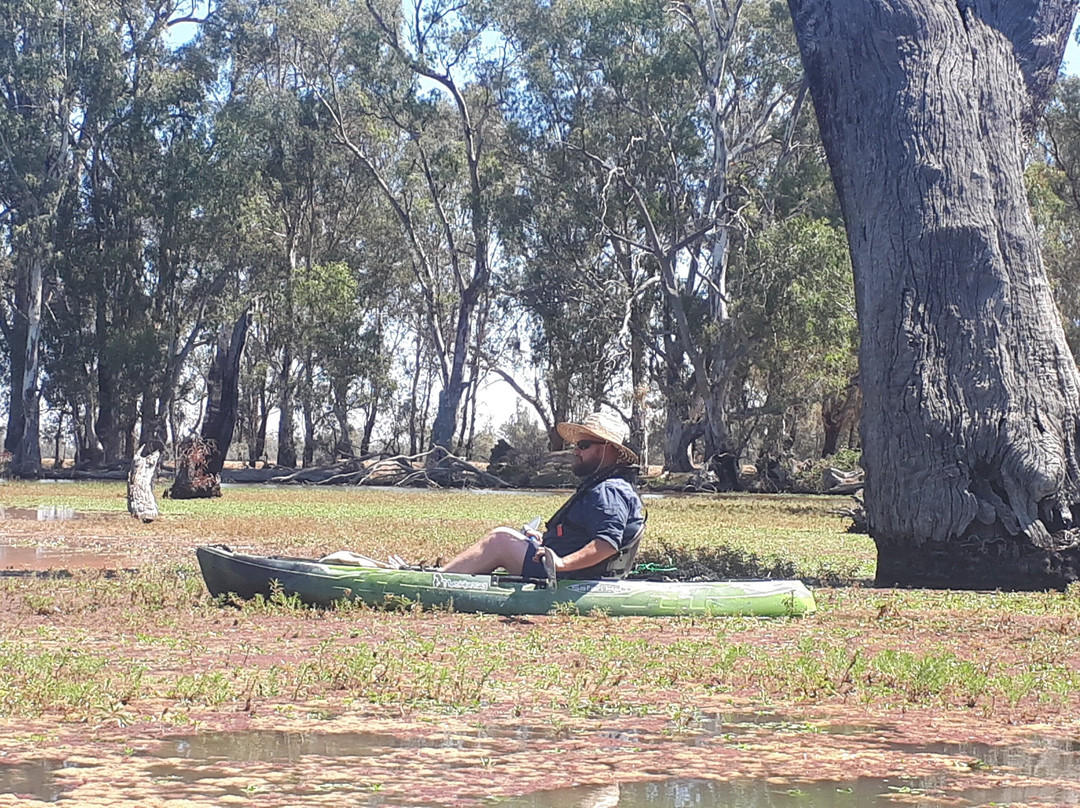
[572, 455, 604, 477]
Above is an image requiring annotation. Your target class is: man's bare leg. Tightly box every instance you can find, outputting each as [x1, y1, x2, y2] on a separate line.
[441, 528, 531, 575]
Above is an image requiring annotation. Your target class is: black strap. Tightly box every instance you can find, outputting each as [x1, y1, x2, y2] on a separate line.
[545, 464, 639, 533]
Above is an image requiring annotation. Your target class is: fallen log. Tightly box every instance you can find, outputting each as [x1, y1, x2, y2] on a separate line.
[261, 450, 513, 489]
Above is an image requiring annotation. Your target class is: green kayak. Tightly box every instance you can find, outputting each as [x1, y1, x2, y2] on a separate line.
[196, 545, 816, 617]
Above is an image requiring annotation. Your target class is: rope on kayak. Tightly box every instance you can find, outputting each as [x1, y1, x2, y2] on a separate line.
[633, 562, 677, 574]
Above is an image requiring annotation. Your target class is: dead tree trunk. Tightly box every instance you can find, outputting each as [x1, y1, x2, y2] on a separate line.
[165, 436, 222, 499]
[127, 442, 162, 521]
[166, 307, 252, 499]
[789, 0, 1080, 588]
[203, 307, 253, 473]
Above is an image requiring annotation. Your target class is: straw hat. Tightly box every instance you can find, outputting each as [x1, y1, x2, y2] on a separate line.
[556, 412, 638, 465]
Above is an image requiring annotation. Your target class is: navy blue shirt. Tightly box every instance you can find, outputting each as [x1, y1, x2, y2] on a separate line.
[542, 477, 645, 579]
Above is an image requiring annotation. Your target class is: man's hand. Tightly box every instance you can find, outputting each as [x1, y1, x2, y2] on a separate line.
[522, 517, 543, 542]
[534, 547, 565, 571]
[536, 540, 615, 573]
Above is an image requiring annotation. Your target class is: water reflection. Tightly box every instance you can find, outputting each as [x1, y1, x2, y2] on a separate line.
[0, 506, 82, 521]
[149, 730, 405, 761]
[147, 725, 545, 762]
[9, 721, 1080, 805]
[0, 759, 79, 803]
[0, 544, 132, 570]
[499, 777, 1080, 807]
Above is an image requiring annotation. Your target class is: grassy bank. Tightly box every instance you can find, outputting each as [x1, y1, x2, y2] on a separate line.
[0, 481, 871, 579]
[1, 481, 1079, 805]
[0, 481, 1076, 722]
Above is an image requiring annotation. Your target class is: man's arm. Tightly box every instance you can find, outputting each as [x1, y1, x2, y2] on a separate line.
[542, 539, 617, 573]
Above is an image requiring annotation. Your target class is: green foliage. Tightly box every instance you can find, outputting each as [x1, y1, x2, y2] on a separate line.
[0, 641, 146, 718]
[496, 405, 551, 466]
[1032, 76, 1080, 357]
[788, 448, 862, 494]
[729, 216, 859, 460]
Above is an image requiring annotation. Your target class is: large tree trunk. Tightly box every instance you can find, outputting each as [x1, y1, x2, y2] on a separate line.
[202, 307, 252, 474]
[276, 343, 297, 468]
[789, 0, 1080, 589]
[662, 414, 702, 474]
[5, 236, 45, 476]
[166, 308, 251, 499]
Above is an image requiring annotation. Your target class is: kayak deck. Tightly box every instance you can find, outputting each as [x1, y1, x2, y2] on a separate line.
[196, 545, 816, 617]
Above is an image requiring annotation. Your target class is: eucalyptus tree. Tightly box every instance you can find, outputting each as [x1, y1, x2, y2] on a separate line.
[201, 0, 405, 466]
[494, 146, 640, 451]
[294, 261, 394, 461]
[69, 40, 224, 463]
[1, 0, 217, 471]
[789, 1, 1080, 588]
[282, 0, 516, 455]
[1, 0, 102, 472]
[497, 0, 808, 479]
[201, 12, 320, 467]
[1036, 76, 1080, 357]
[731, 215, 857, 460]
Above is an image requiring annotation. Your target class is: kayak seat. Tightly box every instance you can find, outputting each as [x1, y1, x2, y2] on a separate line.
[600, 515, 647, 579]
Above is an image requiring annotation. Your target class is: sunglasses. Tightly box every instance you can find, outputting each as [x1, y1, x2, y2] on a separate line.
[574, 440, 607, 450]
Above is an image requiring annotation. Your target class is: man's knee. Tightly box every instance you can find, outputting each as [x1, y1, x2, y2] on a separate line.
[487, 528, 529, 570]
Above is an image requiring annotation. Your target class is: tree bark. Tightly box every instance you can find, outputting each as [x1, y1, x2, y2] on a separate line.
[202, 307, 253, 475]
[165, 308, 251, 499]
[165, 436, 222, 499]
[95, 308, 123, 464]
[821, 377, 860, 458]
[5, 233, 45, 476]
[789, 0, 1080, 589]
[276, 342, 297, 468]
[663, 414, 703, 474]
[4, 286, 26, 458]
[127, 442, 162, 522]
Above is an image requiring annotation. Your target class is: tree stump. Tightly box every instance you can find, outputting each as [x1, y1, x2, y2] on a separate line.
[127, 443, 162, 522]
[164, 437, 222, 499]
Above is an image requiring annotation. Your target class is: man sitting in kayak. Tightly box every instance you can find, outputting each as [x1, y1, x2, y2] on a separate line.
[441, 411, 645, 580]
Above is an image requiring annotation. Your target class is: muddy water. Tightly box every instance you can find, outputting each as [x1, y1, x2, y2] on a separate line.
[0, 506, 84, 521]
[0, 507, 134, 570]
[500, 777, 1080, 807]
[0, 545, 132, 570]
[8, 720, 1080, 806]
[0, 759, 80, 803]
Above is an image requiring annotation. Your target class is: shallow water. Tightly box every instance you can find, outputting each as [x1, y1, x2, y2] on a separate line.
[145, 725, 548, 763]
[498, 777, 1080, 807]
[0, 544, 132, 570]
[0, 506, 84, 521]
[0, 759, 79, 803]
[7, 717, 1076, 805]
[147, 730, 407, 762]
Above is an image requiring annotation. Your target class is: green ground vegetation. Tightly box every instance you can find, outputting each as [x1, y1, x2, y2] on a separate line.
[1, 482, 1079, 730]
